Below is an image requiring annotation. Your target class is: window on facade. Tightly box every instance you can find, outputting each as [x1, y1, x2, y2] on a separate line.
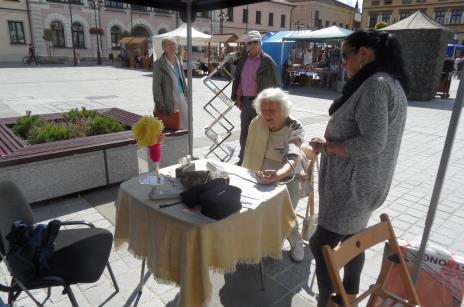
[72, 22, 85, 48]
[111, 25, 121, 49]
[158, 28, 167, 34]
[280, 14, 285, 27]
[132, 5, 150, 12]
[51, 21, 65, 47]
[243, 9, 248, 23]
[345, 24, 349, 28]
[399, 11, 411, 20]
[8, 21, 25, 44]
[384, 0, 392, 4]
[332, 21, 336, 25]
[197, 11, 210, 18]
[368, 15, 378, 27]
[256, 11, 261, 24]
[325, 20, 329, 27]
[382, 12, 391, 23]
[153, 8, 171, 14]
[434, 11, 446, 24]
[269, 12, 274, 26]
[227, 7, 234, 22]
[416, 0, 426, 3]
[339, 23, 343, 27]
[402, 0, 412, 3]
[104, 0, 124, 8]
[47, 0, 82, 4]
[450, 10, 463, 24]
[372, 0, 379, 5]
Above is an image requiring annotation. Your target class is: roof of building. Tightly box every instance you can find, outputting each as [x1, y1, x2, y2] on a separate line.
[288, 0, 355, 11]
[383, 10, 451, 31]
[269, 0, 296, 6]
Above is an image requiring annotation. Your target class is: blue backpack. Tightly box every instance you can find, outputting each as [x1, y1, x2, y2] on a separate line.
[5, 220, 61, 281]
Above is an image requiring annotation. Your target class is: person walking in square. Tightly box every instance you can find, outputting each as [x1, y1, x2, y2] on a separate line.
[231, 31, 281, 166]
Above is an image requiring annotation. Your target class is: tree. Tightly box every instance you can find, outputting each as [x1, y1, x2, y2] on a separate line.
[43, 28, 55, 58]
[374, 21, 388, 30]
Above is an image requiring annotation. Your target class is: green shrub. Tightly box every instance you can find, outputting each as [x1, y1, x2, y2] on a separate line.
[63, 107, 98, 123]
[374, 21, 388, 30]
[88, 115, 124, 135]
[13, 113, 44, 139]
[28, 122, 71, 144]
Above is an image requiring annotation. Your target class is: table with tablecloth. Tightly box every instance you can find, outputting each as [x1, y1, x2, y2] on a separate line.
[114, 160, 296, 307]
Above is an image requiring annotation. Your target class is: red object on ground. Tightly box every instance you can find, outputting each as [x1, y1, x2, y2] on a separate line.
[149, 143, 161, 163]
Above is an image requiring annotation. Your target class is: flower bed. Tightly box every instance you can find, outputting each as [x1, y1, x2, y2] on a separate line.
[0, 108, 188, 203]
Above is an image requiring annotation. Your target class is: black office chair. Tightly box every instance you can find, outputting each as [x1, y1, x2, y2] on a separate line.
[0, 180, 119, 306]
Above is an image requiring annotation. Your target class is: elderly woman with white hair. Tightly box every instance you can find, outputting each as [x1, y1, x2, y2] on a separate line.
[152, 37, 188, 130]
[242, 87, 311, 263]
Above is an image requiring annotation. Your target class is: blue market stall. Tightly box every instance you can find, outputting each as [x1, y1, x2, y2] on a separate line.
[262, 30, 303, 73]
[447, 43, 464, 57]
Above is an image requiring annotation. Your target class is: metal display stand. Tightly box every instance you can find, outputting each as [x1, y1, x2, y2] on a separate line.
[202, 52, 238, 161]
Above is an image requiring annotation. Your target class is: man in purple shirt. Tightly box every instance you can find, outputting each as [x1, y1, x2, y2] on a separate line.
[231, 31, 281, 166]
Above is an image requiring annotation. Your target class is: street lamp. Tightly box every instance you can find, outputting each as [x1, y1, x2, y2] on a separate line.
[67, 0, 78, 66]
[218, 10, 227, 34]
[93, 0, 102, 65]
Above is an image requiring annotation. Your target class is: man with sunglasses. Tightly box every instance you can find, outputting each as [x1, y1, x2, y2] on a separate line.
[231, 30, 281, 166]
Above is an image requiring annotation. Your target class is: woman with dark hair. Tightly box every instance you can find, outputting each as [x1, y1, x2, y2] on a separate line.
[308, 29, 409, 306]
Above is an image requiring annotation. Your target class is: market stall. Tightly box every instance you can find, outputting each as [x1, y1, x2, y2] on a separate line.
[282, 26, 353, 90]
[206, 33, 238, 72]
[152, 23, 211, 60]
[118, 36, 151, 69]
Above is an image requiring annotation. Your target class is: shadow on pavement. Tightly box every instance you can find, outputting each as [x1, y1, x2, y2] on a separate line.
[408, 99, 455, 111]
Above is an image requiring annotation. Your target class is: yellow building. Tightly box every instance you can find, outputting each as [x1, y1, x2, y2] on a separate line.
[289, 0, 356, 30]
[0, 0, 32, 62]
[361, 0, 464, 42]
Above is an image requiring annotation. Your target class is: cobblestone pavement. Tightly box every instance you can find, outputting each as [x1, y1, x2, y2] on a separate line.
[0, 65, 463, 306]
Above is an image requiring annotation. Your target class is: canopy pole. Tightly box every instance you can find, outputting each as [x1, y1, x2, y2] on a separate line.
[412, 67, 464, 284]
[186, 0, 193, 156]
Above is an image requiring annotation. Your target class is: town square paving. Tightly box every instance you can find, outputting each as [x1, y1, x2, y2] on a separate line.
[0, 65, 463, 306]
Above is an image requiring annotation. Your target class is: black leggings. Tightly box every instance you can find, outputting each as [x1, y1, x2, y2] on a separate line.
[310, 225, 365, 307]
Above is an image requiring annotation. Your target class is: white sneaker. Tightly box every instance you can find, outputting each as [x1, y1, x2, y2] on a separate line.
[290, 239, 305, 262]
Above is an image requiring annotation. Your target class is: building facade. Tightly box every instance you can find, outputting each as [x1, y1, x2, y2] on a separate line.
[361, 0, 464, 42]
[1, 0, 33, 61]
[289, 0, 356, 30]
[0, 1, 296, 62]
[26, 0, 213, 62]
[212, 0, 294, 36]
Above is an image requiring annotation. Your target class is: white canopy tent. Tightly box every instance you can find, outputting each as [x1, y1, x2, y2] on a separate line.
[284, 25, 353, 43]
[152, 23, 211, 59]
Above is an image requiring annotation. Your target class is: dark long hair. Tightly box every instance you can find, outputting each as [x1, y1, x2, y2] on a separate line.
[344, 29, 409, 93]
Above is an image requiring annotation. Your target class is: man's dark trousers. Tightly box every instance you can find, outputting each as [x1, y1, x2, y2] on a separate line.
[238, 96, 257, 165]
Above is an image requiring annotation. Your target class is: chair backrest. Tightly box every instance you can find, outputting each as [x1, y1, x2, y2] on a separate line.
[0, 181, 34, 256]
[322, 214, 421, 307]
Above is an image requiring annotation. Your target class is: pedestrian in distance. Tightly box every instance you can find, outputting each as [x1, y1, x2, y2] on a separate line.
[231, 30, 281, 166]
[152, 37, 188, 130]
[308, 29, 409, 307]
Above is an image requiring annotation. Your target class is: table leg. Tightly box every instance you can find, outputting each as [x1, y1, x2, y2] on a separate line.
[259, 259, 265, 291]
[139, 258, 146, 293]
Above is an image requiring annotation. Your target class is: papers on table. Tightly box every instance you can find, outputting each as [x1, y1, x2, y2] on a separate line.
[206, 161, 280, 210]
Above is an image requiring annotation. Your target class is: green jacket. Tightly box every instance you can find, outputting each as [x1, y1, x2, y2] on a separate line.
[152, 54, 188, 115]
[231, 50, 281, 101]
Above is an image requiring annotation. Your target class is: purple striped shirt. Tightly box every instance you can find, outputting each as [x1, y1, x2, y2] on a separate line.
[237, 53, 261, 97]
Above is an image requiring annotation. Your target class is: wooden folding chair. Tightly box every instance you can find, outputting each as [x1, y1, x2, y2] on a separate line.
[321, 214, 421, 307]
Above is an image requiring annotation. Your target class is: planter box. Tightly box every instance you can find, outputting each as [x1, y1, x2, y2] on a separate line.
[0, 108, 188, 203]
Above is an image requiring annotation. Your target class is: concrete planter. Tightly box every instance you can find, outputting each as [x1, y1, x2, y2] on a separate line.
[0, 108, 188, 203]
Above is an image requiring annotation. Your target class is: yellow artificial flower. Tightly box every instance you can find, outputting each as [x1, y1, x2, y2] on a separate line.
[132, 116, 164, 147]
